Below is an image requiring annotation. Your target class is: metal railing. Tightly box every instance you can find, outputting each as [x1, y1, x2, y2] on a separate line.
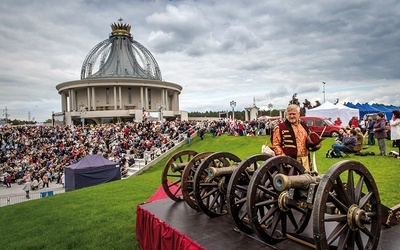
[0, 189, 65, 207]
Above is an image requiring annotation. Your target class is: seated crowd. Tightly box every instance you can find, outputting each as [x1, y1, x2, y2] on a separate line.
[0, 120, 202, 187]
[331, 124, 364, 157]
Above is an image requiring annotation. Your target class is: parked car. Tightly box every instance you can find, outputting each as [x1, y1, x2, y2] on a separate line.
[363, 113, 387, 122]
[300, 116, 342, 137]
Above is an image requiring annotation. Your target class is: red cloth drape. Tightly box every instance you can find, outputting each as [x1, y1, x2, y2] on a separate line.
[136, 205, 206, 250]
[147, 183, 182, 203]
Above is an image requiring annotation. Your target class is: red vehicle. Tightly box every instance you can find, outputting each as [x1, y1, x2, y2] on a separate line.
[300, 116, 341, 137]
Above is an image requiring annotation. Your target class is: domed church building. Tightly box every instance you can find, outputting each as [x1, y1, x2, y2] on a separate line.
[55, 19, 184, 125]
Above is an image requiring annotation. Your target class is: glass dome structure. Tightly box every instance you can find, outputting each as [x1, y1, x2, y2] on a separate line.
[80, 20, 162, 81]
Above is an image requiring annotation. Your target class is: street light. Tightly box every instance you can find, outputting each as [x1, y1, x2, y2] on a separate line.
[230, 100, 236, 120]
[80, 107, 86, 127]
[268, 103, 273, 116]
[322, 82, 326, 103]
[158, 105, 165, 122]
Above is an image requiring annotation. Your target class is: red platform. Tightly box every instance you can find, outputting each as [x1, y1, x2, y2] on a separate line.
[136, 188, 400, 250]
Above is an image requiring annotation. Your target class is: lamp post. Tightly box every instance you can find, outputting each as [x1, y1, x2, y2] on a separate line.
[80, 108, 86, 127]
[322, 82, 326, 103]
[230, 100, 236, 120]
[268, 103, 273, 116]
[158, 105, 164, 122]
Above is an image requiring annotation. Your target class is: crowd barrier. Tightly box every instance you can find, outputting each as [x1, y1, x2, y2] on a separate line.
[0, 189, 65, 207]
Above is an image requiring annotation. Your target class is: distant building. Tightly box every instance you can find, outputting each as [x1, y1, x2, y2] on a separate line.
[55, 19, 185, 125]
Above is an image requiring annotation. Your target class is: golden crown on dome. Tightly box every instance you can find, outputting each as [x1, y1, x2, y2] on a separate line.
[110, 18, 131, 36]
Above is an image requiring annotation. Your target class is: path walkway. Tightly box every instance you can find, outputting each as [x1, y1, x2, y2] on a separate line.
[0, 182, 65, 207]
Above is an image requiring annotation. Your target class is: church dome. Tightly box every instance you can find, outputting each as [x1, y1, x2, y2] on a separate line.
[80, 19, 162, 81]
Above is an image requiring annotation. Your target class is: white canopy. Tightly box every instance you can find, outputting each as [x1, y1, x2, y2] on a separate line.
[306, 101, 359, 126]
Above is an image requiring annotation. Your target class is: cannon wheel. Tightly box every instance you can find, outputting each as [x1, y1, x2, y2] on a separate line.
[227, 154, 272, 234]
[247, 156, 310, 244]
[193, 152, 242, 217]
[161, 150, 197, 201]
[312, 160, 381, 250]
[181, 152, 214, 211]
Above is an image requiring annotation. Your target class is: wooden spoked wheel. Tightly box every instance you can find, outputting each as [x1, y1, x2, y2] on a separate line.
[312, 160, 381, 250]
[193, 152, 242, 217]
[181, 152, 214, 211]
[247, 156, 310, 244]
[227, 154, 272, 234]
[161, 150, 197, 201]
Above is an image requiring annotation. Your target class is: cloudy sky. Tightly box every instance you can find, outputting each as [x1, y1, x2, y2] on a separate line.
[1, 0, 399, 122]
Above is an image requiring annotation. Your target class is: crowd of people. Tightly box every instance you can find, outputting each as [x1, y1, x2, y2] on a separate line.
[1, 116, 288, 188]
[208, 118, 281, 138]
[329, 110, 400, 158]
[2, 107, 399, 192]
[269, 105, 400, 174]
[0, 120, 203, 189]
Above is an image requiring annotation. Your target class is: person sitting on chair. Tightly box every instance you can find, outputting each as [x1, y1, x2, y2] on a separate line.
[332, 129, 357, 157]
[353, 127, 364, 153]
[334, 128, 346, 144]
[31, 178, 39, 190]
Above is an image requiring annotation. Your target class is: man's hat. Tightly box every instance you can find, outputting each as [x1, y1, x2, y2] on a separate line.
[307, 132, 323, 151]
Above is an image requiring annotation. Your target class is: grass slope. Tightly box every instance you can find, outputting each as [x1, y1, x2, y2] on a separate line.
[0, 134, 399, 249]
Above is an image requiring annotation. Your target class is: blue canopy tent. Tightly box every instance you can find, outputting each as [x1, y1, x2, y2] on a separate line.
[371, 104, 393, 120]
[387, 105, 399, 111]
[359, 103, 381, 117]
[346, 102, 397, 121]
[345, 102, 358, 109]
[65, 154, 121, 192]
[354, 103, 373, 119]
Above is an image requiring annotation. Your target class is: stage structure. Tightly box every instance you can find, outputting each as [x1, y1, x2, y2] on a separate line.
[136, 150, 400, 249]
[55, 19, 185, 125]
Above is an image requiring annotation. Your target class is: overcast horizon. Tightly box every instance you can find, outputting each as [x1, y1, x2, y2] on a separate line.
[1, 0, 399, 122]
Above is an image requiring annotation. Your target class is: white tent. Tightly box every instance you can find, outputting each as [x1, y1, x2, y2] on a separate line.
[306, 101, 359, 126]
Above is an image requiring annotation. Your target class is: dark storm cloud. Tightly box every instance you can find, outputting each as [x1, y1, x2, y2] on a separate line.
[0, 0, 399, 121]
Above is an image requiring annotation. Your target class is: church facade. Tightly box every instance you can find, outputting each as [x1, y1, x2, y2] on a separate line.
[55, 20, 185, 125]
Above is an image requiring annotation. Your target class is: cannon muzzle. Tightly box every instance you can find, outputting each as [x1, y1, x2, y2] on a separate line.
[273, 173, 322, 192]
[171, 162, 187, 172]
[207, 166, 237, 180]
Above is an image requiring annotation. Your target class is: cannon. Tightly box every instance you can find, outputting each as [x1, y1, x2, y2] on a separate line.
[163, 151, 273, 230]
[161, 150, 215, 210]
[161, 150, 197, 201]
[162, 151, 396, 249]
[247, 156, 382, 249]
[181, 152, 214, 211]
[226, 154, 273, 234]
[192, 152, 274, 221]
[193, 152, 242, 217]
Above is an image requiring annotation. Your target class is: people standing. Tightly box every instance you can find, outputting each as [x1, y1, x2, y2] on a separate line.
[22, 178, 32, 199]
[271, 104, 313, 171]
[359, 118, 366, 134]
[365, 116, 375, 145]
[42, 173, 49, 188]
[389, 110, 400, 159]
[334, 117, 342, 126]
[199, 127, 205, 140]
[373, 113, 387, 156]
[5, 174, 12, 188]
[61, 172, 65, 188]
[186, 132, 191, 145]
[349, 116, 359, 128]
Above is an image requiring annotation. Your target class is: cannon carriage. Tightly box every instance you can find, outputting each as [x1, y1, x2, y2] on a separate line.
[161, 150, 397, 249]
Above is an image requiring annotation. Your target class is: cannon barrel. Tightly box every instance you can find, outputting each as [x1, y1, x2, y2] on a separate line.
[273, 173, 322, 192]
[171, 162, 188, 172]
[207, 165, 237, 180]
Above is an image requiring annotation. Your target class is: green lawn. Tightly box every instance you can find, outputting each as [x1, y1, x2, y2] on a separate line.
[0, 134, 399, 249]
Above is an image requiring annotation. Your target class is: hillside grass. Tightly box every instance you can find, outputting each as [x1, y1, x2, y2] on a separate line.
[0, 134, 399, 249]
